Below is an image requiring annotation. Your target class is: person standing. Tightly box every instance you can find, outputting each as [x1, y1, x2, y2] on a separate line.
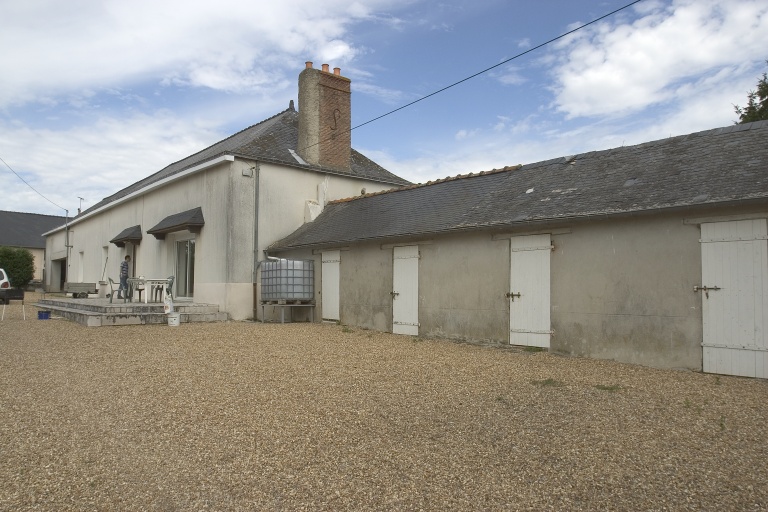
[118, 255, 131, 299]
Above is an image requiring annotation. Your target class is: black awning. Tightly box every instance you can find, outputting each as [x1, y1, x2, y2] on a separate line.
[109, 225, 143, 247]
[147, 207, 205, 240]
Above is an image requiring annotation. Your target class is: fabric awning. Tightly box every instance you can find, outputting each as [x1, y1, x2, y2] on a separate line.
[147, 207, 205, 240]
[109, 225, 143, 247]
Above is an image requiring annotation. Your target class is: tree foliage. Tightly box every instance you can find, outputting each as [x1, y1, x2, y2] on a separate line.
[0, 246, 35, 289]
[735, 62, 768, 124]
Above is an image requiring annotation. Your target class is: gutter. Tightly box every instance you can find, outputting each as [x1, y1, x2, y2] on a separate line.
[43, 155, 235, 236]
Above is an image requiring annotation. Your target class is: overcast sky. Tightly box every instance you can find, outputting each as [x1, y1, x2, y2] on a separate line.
[1, 0, 767, 216]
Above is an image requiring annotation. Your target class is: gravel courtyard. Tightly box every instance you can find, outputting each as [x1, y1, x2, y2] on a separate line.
[1, 301, 767, 511]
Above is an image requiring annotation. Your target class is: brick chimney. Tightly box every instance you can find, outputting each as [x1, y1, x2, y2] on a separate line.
[297, 61, 351, 172]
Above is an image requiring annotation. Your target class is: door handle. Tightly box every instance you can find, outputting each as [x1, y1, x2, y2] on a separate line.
[390, 291, 399, 298]
[506, 292, 521, 301]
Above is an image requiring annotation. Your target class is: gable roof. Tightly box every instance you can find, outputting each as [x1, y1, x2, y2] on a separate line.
[270, 120, 768, 251]
[78, 106, 410, 219]
[0, 210, 67, 249]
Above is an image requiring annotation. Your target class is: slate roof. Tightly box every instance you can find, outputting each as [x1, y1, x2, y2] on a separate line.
[109, 225, 143, 247]
[79, 106, 410, 218]
[0, 210, 67, 249]
[147, 207, 205, 239]
[270, 120, 768, 251]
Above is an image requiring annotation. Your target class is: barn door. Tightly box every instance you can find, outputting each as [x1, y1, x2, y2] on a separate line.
[509, 234, 551, 348]
[392, 245, 419, 335]
[700, 219, 768, 378]
[321, 250, 340, 321]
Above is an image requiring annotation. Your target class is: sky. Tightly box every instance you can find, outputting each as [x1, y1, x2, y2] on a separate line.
[1, 0, 767, 216]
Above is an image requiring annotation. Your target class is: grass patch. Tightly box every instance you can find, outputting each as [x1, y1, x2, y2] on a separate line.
[523, 346, 546, 353]
[531, 378, 563, 387]
[341, 326, 353, 333]
[595, 384, 621, 392]
[684, 398, 703, 414]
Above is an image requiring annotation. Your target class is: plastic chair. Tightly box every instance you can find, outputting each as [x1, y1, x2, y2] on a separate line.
[107, 277, 127, 303]
[153, 276, 175, 302]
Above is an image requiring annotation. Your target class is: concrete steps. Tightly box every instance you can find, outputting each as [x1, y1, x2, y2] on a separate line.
[34, 298, 228, 327]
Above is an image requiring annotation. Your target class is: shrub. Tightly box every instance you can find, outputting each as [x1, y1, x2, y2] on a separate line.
[0, 246, 35, 289]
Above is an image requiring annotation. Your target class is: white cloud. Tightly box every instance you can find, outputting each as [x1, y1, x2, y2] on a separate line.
[455, 129, 479, 140]
[551, 0, 768, 118]
[0, 0, 406, 108]
[493, 65, 527, 86]
[353, 82, 408, 105]
[0, 112, 224, 215]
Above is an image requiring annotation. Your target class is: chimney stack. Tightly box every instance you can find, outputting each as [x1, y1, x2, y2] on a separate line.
[297, 62, 351, 172]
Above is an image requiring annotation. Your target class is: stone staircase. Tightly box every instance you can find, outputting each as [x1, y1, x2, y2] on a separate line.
[34, 297, 228, 327]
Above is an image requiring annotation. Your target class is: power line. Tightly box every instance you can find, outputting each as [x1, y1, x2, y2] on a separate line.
[352, 0, 644, 132]
[299, 0, 644, 153]
[0, 155, 68, 213]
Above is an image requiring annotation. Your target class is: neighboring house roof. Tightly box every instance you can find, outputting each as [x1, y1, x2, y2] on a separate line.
[0, 210, 67, 249]
[271, 120, 768, 251]
[78, 106, 410, 219]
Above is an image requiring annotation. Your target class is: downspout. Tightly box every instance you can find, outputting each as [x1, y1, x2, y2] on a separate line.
[64, 209, 71, 285]
[252, 163, 260, 320]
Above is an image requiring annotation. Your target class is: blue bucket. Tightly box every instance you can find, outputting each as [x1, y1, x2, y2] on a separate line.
[37, 311, 50, 320]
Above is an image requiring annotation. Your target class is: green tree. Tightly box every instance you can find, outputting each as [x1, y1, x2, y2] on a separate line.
[735, 62, 768, 124]
[0, 246, 35, 289]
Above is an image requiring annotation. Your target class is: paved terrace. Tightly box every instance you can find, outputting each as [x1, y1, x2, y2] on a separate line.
[32, 292, 227, 326]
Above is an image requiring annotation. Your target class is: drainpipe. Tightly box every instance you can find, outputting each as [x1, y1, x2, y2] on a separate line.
[252, 163, 260, 320]
[64, 209, 71, 286]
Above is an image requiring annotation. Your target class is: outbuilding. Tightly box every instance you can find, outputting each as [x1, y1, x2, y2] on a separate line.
[270, 120, 768, 378]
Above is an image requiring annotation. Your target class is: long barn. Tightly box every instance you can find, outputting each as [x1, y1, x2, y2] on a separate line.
[270, 120, 768, 378]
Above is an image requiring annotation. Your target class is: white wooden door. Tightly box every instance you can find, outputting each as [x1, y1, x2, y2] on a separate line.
[321, 250, 340, 321]
[509, 234, 551, 348]
[392, 245, 419, 335]
[701, 219, 768, 378]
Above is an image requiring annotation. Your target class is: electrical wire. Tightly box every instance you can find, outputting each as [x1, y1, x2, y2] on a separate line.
[0, 155, 67, 213]
[300, 0, 644, 152]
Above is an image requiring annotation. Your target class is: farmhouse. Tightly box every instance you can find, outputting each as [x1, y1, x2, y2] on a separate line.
[270, 120, 768, 378]
[43, 63, 410, 320]
[0, 210, 66, 283]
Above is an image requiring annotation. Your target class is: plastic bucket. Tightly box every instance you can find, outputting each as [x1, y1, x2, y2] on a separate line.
[167, 312, 180, 327]
[37, 311, 51, 320]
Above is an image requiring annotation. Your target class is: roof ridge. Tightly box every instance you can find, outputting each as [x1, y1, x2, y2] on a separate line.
[156, 106, 296, 173]
[330, 165, 522, 204]
[0, 209, 66, 218]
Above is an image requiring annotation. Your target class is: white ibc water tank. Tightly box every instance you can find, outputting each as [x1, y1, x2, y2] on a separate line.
[261, 259, 314, 301]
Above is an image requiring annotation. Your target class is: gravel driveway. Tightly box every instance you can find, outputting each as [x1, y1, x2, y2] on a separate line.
[1, 300, 767, 511]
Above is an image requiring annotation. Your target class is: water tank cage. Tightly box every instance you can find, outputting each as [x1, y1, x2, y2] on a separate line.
[260, 259, 314, 303]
